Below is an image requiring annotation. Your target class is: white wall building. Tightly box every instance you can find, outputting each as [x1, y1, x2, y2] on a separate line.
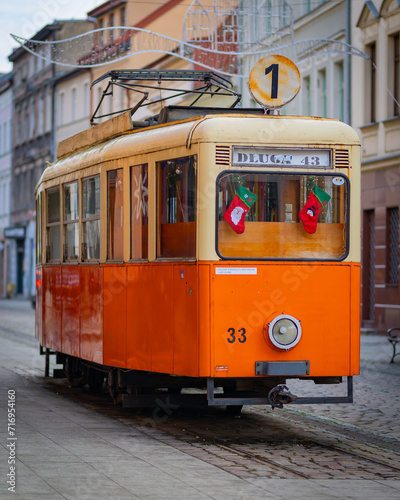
[54, 68, 92, 156]
[0, 72, 13, 297]
[240, 1, 350, 123]
[352, 0, 400, 333]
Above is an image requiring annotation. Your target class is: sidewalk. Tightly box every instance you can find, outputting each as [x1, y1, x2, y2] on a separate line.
[0, 299, 400, 499]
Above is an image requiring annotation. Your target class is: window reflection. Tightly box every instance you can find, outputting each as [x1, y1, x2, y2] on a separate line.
[82, 176, 100, 260]
[108, 169, 124, 260]
[218, 172, 348, 260]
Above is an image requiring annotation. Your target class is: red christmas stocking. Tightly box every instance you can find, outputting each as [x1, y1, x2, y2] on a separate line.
[299, 185, 331, 234]
[224, 185, 257, 234]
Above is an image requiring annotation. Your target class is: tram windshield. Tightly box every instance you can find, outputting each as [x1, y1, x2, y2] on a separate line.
[217, 172, 348, 260]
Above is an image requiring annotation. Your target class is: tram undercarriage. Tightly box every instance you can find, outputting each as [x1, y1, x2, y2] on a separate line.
[47, 351, 353, 412]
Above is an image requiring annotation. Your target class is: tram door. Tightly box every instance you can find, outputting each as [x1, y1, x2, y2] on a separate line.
[16, 239, 24, 295]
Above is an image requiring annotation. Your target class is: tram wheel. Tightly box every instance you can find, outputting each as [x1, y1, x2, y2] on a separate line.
[86, 368, 105, 393]
[226, 405, 243, 417]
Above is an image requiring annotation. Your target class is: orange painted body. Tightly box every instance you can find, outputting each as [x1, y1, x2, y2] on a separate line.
[36, 260, 360, 379]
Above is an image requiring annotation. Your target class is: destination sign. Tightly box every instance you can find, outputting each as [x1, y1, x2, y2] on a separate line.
[232, 148, 332, 168]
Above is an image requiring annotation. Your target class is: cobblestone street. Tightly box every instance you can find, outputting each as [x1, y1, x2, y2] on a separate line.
[1, 298, 400, 499]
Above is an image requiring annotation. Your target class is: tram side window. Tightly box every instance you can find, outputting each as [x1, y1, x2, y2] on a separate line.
[82, 175, 100, 261]
[217, 173, 349, 260]
[131, 164, 148, 260]
[46, 187, 61, 262]
[107, 169, 124, 261]
[36, 193, 42, 265]
[157, 156, 197, 259]
[63, 182, 79, 260]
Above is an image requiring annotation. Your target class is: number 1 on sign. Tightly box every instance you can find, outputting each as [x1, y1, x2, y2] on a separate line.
[265, 63, 279, 99]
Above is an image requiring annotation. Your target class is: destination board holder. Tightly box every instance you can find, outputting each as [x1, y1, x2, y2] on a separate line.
[249, 55, 301, 110]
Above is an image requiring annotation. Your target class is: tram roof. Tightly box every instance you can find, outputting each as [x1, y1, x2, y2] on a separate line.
[38, 109, 360, 189]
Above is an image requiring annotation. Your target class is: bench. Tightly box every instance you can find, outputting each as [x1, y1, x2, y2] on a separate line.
[388, 328, 400, 363]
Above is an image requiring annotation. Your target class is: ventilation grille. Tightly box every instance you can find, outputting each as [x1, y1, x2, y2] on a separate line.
[215, 145, 230, 166]
[334, 149, 350, 168]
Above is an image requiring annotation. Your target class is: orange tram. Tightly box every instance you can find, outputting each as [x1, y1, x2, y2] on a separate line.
[35, 69, 361, 411]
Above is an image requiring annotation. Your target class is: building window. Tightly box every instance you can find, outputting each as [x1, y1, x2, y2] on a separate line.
[46, 92, 52, 133]
[131, 164, 148, 260]
[71, 87, 77, 121]
[59, 92, 65, 126]
[30, 100, 35, 137]
[387, 207, 399, 285]
[23, 109, 29, 141]
[334, 61, 344, 121]
[157, 156, 197, 259]
[303, 76, 311, 116]
[318, 68, 327, 117]
[38, 96, 44, 135]
[109, 13, 114, 41]
[82, 175, 100, 261]
[83, 82, 90, 117]
[63, 182, 79, 260]
[393, 33, 399, 117]
[46, 187, 61, 262]
[121, 7, 126, 26]
[99, 18, 104, 46]
[368, 42, 377, 123]
[107, 169, 124, 260]
[362, 210, 375, 321]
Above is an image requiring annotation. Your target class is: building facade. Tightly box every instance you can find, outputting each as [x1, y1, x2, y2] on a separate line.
[5, 0, 399, 332]
[352, 0, 400, 333]
[0, 72, 13, 297]
[7, 20, 93, 298]
[240, 1, 350, 124]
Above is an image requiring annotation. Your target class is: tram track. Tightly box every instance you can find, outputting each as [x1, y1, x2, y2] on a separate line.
[271, 406, 400, 454]
[41, 378, 400, 480]
[164, 415, 400, 480]
[245, 406, 400, 476]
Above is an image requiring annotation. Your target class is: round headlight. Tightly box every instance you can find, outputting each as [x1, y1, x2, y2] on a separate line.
[268, 314, 301, 351]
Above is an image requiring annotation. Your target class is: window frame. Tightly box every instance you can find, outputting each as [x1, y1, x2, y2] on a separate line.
[82, 175, 101, 262]
[63, 181, 80, 262]
[215, 170, 350, 262]
[45, 186, 61, 262]
[156, 155, 197, 260]
[130, 164, 149, 261]
[386, 206, 399, 286]
[36, 191, 42, 265]
[107, 168, 124, 261]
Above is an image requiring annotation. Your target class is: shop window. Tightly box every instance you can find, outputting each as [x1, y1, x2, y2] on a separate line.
[46, 187, 60, 261]
[157, 156, 196, 258]
[82, 175, 100, 260]
[63, 182, 79, 260]
[131, 164, 148, 260]
[108, 169, 124, 260]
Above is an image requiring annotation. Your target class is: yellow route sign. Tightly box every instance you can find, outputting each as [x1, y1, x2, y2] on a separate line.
[249, 55, 301, 109]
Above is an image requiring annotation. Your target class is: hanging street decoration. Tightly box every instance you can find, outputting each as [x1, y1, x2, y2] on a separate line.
[10, 0, 369, 77]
